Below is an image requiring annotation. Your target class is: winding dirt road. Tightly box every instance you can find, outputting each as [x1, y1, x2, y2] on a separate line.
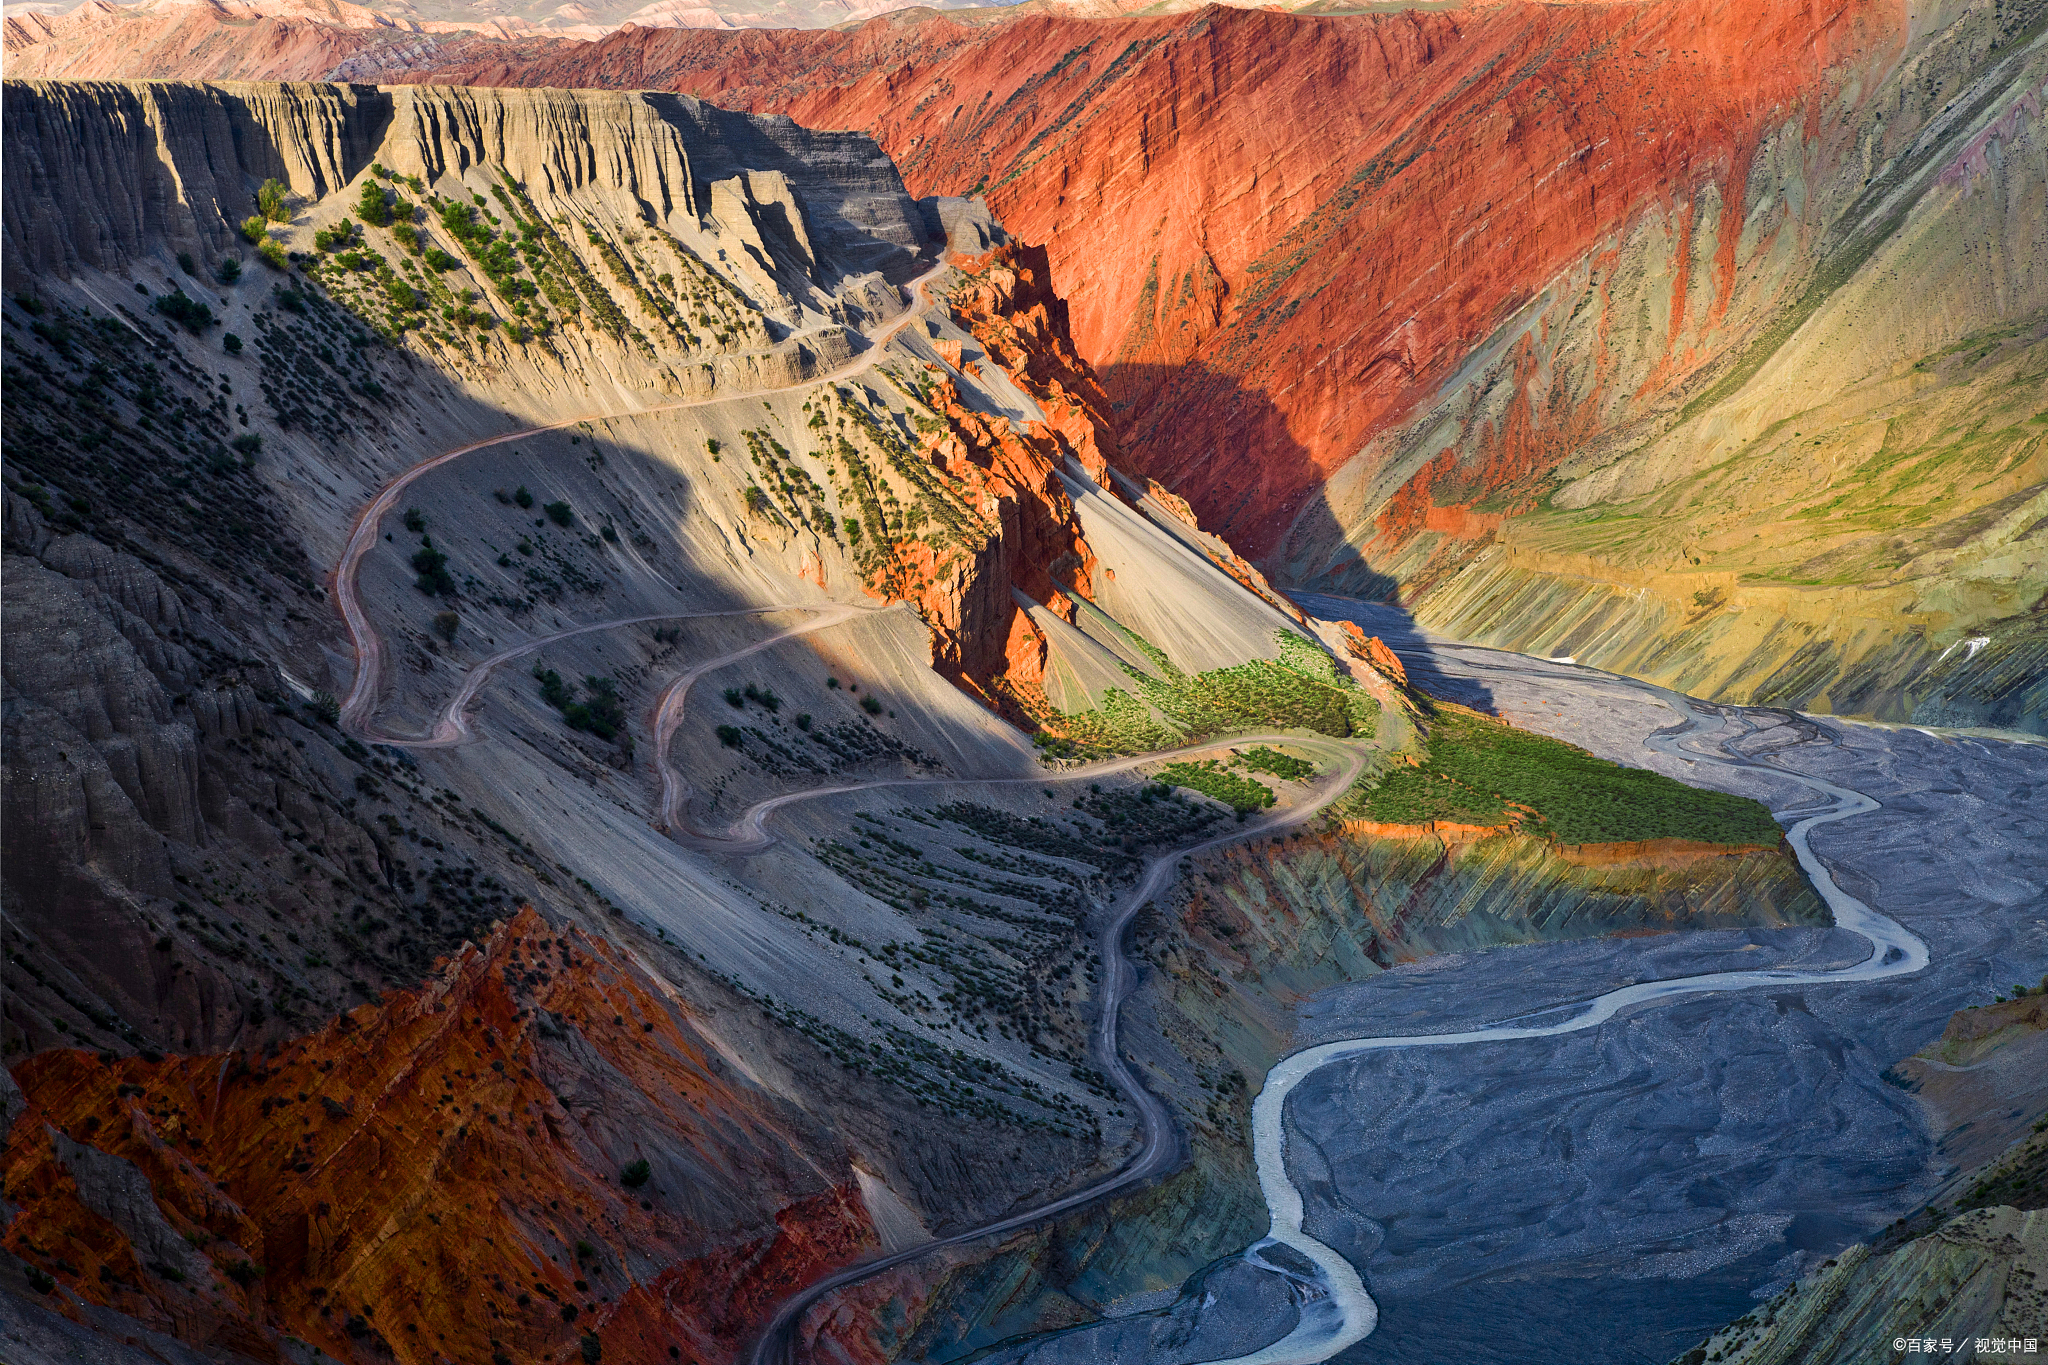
[739, 733, 1374, 1365]
[335, 257, 951, 739]
[324, 248, 1407, 1365]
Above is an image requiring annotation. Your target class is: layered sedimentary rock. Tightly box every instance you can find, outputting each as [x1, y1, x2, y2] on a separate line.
[0, 76, 1135, 1365]
[2, 908, 881, 1364]
[21, 0, 2041, 726]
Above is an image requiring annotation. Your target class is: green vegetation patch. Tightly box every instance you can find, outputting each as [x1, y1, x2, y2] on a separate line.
[1360, 706, 1782, 845]
[1157, 760, 1275, 813]
[1052, 630, 1380, 756]
[1239, 746, 1316, 780]
[533, 666, 629, 748]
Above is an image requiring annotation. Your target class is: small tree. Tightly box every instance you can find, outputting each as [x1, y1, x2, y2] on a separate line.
[544, 500, 574, 527]
[223, 332, 243, 354]
[217, 258, 242, 284]
[257, 178, 291, 223]
[620, 1158, 651, 1188]
[357, 179, 393, 228]
[579, 1332, 602, 1364]
[433, 611, 459, 643]
[240, 215, 269, 244]
[514, 485, 534, 509]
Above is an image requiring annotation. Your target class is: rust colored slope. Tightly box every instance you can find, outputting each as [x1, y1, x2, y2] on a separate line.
[3, 3, 1907, 555]
[3, 907, 875, 1365]
[405, 0, 1904, 555]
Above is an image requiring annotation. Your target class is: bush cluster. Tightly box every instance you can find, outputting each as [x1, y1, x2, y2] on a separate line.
[533, 667, 629, 745]
[1157, 760, 1275, 813]
[1362, 706, 1784, 845]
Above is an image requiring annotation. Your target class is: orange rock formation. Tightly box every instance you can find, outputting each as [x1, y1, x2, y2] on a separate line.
[3, 908, 877, 1365]
[395, 0, 1897, 559]
[3, 1, 1904, 561]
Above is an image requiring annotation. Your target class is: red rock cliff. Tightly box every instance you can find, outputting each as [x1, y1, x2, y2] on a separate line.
[3, 908, 877, 1365]
[396, 0, 1901, 558]
[1, 2, 1911, 561]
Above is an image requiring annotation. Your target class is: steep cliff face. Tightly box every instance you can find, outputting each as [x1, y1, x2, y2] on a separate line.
[0, 75, 1366, 1365]
[1280, 0, 2048, 731]
[10, 4, 2042, 725]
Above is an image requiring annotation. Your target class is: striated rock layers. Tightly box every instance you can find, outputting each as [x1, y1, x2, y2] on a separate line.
[2, 908, 891, 1365]
[0, 77, 1132, 1365]
[17, 0, 2042, 726]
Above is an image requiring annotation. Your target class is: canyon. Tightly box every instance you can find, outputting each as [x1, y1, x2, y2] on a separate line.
[6, 0, 2044, 731]
[1, 0, 2045, 1363]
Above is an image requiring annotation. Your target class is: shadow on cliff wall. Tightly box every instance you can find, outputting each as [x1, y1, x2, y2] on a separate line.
[1101, 359, 1491, 714]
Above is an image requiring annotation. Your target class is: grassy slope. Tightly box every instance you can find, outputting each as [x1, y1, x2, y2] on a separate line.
[1357, 704, 1783, 846]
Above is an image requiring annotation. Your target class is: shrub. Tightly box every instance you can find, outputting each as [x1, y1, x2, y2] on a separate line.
[217, 258, 242, 284]
[153, 291, 215, 333]
[231, 433, 262, 456]
[306, 692, 340, 725]
[257, 178, 291, 223]
[313, 219, 356, 252]
[620, 1158, 651, 1188]
[424, 249, 462, 271]
[723, 687, 744, 707]
[1158, 760, 1275, 813]
[356, 180, 392, 228]
[1240, 746, 1315, 781]
[403, 507, 426, 533]
[223, 332, 243, 354]
[433, 611, 459, 643]
[256, 239, 288, 271]
[580, 1332, 603, 1364]
[860, 695, 884, 715]
[240, 215, 269, 244]
[716, 724, 742, 748]
[223, 1259, 263, 1287]
[393, 222, 421, 253]
[177, 251, 196, 274]
[514, 485, 534, 508]
[543, 500, 574, 527]
[411, 538, 454, 595]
